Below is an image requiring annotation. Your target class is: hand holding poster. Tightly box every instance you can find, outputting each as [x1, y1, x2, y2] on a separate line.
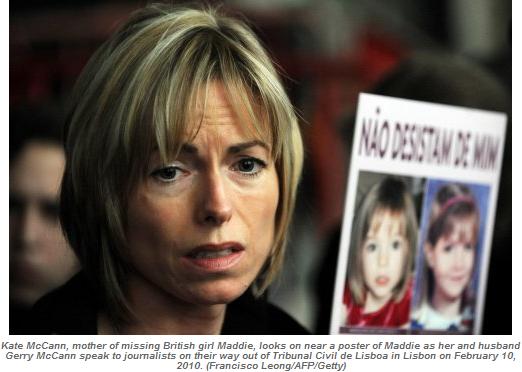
[330, 93, 507, 335]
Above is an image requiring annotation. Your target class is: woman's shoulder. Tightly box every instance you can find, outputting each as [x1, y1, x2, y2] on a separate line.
[222, 290, 310, 335]
[263, 302, 311, 335]
[29, 272, 98, 335]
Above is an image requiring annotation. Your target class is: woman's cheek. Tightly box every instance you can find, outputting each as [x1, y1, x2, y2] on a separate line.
[128, 192, 178, 240]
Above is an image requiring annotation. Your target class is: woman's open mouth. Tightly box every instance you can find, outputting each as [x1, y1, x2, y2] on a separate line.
[182, 242, 245, 272]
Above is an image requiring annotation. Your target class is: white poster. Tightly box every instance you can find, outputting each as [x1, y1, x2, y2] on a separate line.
[330, 93, 507, 335]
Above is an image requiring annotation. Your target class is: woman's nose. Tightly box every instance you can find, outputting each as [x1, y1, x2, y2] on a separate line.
[196, 170, 233, 226]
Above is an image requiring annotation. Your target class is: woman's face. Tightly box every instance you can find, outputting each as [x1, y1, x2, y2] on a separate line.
[426, 215, 476, 302]
[361, 209, 407, 304]
[125, 81, 279, 306]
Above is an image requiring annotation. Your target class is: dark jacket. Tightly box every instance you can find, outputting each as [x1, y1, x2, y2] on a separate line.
[27, 272, 309, 335]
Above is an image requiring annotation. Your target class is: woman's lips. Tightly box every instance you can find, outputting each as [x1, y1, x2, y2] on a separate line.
[181, 242, 245, 272]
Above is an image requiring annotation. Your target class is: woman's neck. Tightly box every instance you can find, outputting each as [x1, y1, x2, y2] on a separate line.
[430, 289, 461, 318]
[99, 274, 227, 335]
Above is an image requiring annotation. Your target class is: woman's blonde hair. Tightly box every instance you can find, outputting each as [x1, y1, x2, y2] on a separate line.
[347, 176, 418, 306]
[60, 3, 303, 326]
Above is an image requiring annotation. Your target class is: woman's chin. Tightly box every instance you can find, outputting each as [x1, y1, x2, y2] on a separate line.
[183, 280, 251, 306]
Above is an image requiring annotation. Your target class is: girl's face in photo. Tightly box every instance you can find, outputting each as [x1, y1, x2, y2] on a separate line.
[361, 208, 407, 305]
[426, 214, 476, 302]
[125, 81, 279, 307]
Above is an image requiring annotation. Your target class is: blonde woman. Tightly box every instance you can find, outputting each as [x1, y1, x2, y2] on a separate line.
[30, 4, 306, 335]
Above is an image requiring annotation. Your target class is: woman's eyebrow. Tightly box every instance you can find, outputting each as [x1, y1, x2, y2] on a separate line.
[180, 143, 198, 154]
[180, 140, 269, 155]
[228, 140, 269, 154]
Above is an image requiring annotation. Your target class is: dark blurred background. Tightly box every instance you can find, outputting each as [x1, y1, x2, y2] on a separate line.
[10, 0, 511, 334]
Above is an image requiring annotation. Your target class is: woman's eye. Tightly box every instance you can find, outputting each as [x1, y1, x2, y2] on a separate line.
[151, 166, 183, 183]
[391, 240, 402, 250]
[464, 243, 473, 251]
[443, 244, 453, 253]
[232, 157, 266, 176]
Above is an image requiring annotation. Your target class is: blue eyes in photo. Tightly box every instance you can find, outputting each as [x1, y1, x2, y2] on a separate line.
[364, 239, 402, 253]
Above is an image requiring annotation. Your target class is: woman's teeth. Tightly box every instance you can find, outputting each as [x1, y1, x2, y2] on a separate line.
[192, 249, 234, 259]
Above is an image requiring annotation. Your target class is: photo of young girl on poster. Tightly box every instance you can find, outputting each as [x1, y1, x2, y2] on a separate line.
[411, 180, 489, 333]
[342, 173, 420, 330]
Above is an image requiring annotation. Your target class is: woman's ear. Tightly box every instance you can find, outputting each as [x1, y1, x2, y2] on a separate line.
[424, 243, 435, 268]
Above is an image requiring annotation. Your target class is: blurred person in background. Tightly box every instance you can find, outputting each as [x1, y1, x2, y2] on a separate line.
[10, 107, 80, 334]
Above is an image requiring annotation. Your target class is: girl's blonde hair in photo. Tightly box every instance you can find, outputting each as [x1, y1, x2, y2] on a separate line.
[347, 176, 418, 306]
